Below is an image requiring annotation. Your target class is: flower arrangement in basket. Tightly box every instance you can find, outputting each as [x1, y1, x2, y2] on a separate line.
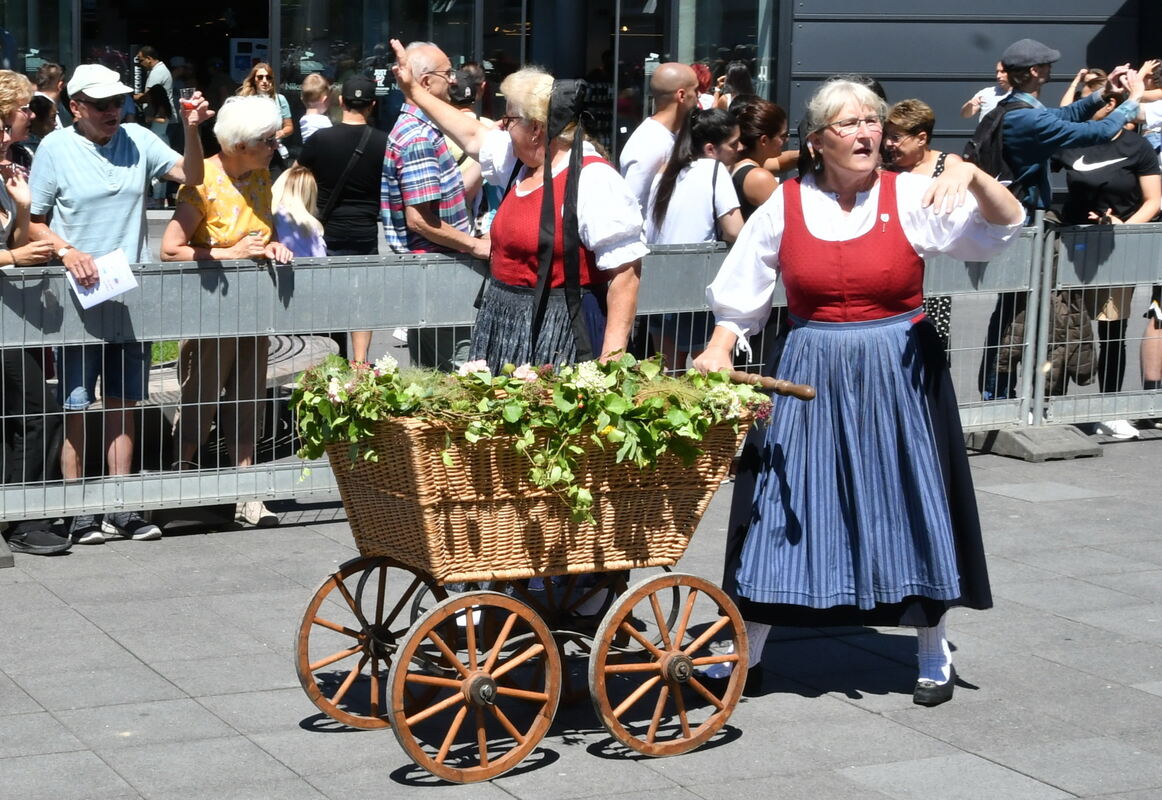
[292, 353, 771, 524]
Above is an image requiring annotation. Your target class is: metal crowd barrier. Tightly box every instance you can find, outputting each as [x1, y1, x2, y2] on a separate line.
[0, 225, 1156, 525]
[1038, 221, 1162, 426]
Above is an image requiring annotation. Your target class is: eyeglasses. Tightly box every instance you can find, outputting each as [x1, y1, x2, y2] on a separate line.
[257, 136, 278, 148]
[882, 129, 916, 144]
[498, 114, 524, 130]
[424, 68, 456, 82]
[77, 95, 126, 112]
[826, 116, 882, 137]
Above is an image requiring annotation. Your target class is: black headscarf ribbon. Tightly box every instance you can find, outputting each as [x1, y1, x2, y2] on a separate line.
[528, 79, 592, 360]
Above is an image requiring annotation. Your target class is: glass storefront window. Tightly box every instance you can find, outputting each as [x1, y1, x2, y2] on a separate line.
[0, 0, 74, 78]
[675, 0, 775, 99]
[280, 0, 476, 138]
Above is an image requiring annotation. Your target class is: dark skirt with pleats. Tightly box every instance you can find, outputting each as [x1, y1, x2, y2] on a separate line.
[470, 278, 607, 373]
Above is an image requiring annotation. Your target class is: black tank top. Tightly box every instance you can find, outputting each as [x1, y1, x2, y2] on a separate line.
[732, 163, 760, 220]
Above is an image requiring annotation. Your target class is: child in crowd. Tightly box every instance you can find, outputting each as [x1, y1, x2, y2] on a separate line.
[298, 73, 332, 143]
[271, 165, 326, 257]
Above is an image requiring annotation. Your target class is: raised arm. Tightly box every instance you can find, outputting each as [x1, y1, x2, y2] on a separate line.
[389, 38, 492, 158]
[923, 160, 1024, 226]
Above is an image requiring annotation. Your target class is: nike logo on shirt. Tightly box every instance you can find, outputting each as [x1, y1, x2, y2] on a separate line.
[1071, 155, 1128, 172]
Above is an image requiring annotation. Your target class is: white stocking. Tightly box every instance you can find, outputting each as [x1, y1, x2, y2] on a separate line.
[916, 618, 952, 683]
[700, 620, 770, 678]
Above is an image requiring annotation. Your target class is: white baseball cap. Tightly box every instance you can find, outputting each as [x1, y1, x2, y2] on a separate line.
[67, 64, 134, 99]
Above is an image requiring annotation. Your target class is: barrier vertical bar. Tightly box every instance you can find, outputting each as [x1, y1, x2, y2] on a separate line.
[1029, 212, 1054, 427]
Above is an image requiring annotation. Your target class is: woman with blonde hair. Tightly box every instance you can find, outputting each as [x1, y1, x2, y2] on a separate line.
[388, 39, 645, 374]
[272, 164, 326, 257]
[0, 70, 36, 177]
[237, 62, 293, 166]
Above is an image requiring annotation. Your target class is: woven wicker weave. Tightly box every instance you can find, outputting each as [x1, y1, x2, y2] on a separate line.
[325, 416, 748, 584]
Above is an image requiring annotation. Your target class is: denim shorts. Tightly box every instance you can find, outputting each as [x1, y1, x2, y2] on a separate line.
[55, 342, 151, 410]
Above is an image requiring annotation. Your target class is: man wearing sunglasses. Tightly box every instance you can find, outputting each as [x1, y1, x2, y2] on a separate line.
[27, 63, 213, 545]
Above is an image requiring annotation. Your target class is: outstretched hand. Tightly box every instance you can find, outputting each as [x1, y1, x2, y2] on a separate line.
[389, 39, 418, 103]
[922, 159, 977, 215]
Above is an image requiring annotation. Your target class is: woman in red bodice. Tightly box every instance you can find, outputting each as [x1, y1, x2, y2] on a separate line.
[693, 78, 1025, 706]
[389, 40, 646, 373]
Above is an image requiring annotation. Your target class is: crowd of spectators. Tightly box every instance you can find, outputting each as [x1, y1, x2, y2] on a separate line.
[2, 37, 1162, 561]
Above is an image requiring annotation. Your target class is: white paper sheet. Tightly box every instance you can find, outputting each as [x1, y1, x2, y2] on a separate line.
[65, 248, 139, 309]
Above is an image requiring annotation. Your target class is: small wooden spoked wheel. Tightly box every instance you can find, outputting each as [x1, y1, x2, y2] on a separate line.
[588, 573, 748, 757]
[387, 591, 562, 783]
[295, 556, 445, 729]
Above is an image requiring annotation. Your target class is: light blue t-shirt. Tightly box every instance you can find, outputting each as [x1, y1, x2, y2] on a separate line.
[30, 123, 181, 263]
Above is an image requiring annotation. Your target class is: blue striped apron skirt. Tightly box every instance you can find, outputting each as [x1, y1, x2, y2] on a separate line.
[725, 309, 992, 627]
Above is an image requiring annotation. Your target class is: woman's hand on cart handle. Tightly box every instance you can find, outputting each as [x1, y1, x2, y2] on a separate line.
[727, 370, 817, 401]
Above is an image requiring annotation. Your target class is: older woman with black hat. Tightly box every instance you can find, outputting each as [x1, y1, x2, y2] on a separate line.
[388, 38, 645, 373]
[693, 78, 1024, 705]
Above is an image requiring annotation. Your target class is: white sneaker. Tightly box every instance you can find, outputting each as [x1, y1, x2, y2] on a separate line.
[235, 501, 279, 527]
[1095, 419, 1140, 440]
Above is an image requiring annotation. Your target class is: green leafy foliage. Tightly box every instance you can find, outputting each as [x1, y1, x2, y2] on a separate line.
[291, 353, 772, 522]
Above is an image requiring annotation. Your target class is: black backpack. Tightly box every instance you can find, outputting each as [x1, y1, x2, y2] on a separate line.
[963, 97, 1032, 193]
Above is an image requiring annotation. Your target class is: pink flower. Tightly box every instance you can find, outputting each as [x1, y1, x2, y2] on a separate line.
[458, 359, 491, 377]
[512, 363, 539, 382]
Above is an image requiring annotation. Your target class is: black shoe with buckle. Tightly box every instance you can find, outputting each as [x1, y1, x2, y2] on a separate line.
[913, 664, 956, 707]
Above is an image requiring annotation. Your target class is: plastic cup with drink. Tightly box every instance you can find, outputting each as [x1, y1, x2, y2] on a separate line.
[179, 88, 197, 110]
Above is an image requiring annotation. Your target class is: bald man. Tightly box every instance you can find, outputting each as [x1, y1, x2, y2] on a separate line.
[383, 41, 486, 370]
[619, 62, 699, 214]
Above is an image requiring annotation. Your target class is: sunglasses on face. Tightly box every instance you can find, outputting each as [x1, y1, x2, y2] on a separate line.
[255, 74, 273, 82]
[78, 95, 126, 112]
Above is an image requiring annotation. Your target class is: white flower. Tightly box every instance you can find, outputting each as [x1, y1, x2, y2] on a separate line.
[373, 354, 398, 374]
[326, 377, 344, 401]
[512, 363, 539, 382]
[704, 384, 744, 419]
[573, 361, 607, 392]
[458, 359, 491, 377]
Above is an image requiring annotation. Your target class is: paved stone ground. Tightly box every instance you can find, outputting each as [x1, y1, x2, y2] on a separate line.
[2, 434, 1161, 799]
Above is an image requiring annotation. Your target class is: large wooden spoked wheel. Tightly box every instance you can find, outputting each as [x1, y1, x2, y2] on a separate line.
[589, 573, 747, 757]
[295, 556, 445, 729]
[387, 591, 562, 783]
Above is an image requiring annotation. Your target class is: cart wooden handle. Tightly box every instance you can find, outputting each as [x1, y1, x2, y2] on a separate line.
[728, 371, 816, 401]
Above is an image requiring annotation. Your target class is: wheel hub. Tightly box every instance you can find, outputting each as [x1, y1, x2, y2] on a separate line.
[662, 652, 694, 684]
[365, 624, 398, 659]
[463, 672, 498, 706]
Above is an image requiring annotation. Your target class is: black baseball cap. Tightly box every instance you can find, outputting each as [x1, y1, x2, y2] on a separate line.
[341, 75, 376, 105]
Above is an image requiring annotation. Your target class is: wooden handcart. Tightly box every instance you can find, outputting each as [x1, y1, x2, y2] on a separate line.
[294, 373, 813, 783]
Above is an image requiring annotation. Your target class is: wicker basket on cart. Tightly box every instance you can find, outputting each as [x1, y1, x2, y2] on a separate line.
[325, 415, 749, 585]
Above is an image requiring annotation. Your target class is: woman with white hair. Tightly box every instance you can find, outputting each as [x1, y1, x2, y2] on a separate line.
[693, 78, 1025, 705]
[161, 95, 293, 528]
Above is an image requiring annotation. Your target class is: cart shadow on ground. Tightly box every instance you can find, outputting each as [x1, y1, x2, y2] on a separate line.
[294, 608, 975, 785]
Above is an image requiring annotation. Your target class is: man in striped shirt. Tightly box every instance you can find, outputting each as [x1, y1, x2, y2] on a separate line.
[382, 41, 488, 370]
